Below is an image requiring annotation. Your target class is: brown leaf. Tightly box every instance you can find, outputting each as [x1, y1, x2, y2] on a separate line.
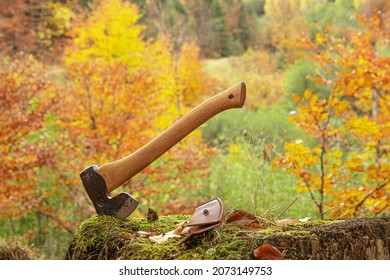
[262, 144, 274, 164]
[226, 209, 263, 229]
[254, 244, 284, 260]
[227, 209, 258, 222]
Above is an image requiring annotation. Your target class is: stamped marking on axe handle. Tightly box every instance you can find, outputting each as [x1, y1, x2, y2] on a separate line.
[80, 82, 246, 220]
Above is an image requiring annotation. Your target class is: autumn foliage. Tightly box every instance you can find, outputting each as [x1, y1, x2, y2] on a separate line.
[0, 0, 389, 259]
[275, 14, 389, 218]
[0, 54, 57, 218]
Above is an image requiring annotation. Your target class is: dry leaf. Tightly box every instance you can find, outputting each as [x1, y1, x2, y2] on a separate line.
[172, 222, 187, 235]
[254, 244, 284, 260]
[275, 219, 300, 226]
[149, 231, 181, 244]
[262, 144, 274, 164]
[149, 222, 188, 244]
[276, 217, 312, 226]
[182, 226, 192, 235]
[226, 209, 263, 229]
[298, 217, 312, 222]
[136, 231, 153, 238]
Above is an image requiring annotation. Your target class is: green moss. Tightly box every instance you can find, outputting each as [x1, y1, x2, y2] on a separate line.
[66, 215, 379, 260]
[67, 214, 192, 260]
[285, 219, 344, 229]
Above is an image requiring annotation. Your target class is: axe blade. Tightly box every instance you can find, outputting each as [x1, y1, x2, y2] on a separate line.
[110, 192, 139, 220]
[80, 165, 139, 220]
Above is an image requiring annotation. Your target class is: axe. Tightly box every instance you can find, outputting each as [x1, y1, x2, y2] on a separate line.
[80, 81, 246, 220]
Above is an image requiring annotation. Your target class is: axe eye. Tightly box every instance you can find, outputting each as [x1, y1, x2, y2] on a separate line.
[228, 94, 234, 99]
[203, 209, 209, 215]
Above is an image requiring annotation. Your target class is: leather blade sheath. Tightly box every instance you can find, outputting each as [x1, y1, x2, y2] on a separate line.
[179, 198, 224, 244]
[187, 197, 224, 226]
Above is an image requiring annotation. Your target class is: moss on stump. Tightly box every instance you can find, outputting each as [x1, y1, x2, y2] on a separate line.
[66, 215, 390, 260]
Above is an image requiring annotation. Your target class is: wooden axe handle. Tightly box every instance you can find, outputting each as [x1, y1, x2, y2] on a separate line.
[98, 81, 246, 192]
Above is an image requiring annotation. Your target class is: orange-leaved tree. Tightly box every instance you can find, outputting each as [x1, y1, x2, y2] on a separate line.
[0, 53, 57, 219]
[275, 14, 389, 219]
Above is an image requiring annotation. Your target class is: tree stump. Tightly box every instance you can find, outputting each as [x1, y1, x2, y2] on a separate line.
[66, 215, 389, 260]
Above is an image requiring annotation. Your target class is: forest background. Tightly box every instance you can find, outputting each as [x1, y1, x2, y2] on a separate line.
[0, 0, 389, 259]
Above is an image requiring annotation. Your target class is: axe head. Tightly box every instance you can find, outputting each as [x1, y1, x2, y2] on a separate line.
[80, 165, 139, 220]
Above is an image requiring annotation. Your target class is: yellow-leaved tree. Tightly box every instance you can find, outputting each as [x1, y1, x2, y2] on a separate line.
[275, 14, 389, 219]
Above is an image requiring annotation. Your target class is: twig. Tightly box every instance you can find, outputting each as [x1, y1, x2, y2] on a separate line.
[275, 197, 299, 220]
[354, 180, 389, 217]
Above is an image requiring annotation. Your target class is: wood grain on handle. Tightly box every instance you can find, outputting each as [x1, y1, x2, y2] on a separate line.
[98, 81, 246, 192]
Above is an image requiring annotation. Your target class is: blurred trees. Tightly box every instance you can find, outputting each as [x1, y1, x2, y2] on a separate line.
[0, 0, 75, 61]
[0, 54, 57, 218]
[134, 0, 263, 57]
[0, 0, 389, 259]
[0, 54, 78, 258]
[0, 0, 36, 54]
[1, 0, 388, 60]
[260, 0, 307, 64]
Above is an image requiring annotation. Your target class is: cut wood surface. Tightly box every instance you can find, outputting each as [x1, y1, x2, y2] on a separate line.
[66, 215, 389, 260]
